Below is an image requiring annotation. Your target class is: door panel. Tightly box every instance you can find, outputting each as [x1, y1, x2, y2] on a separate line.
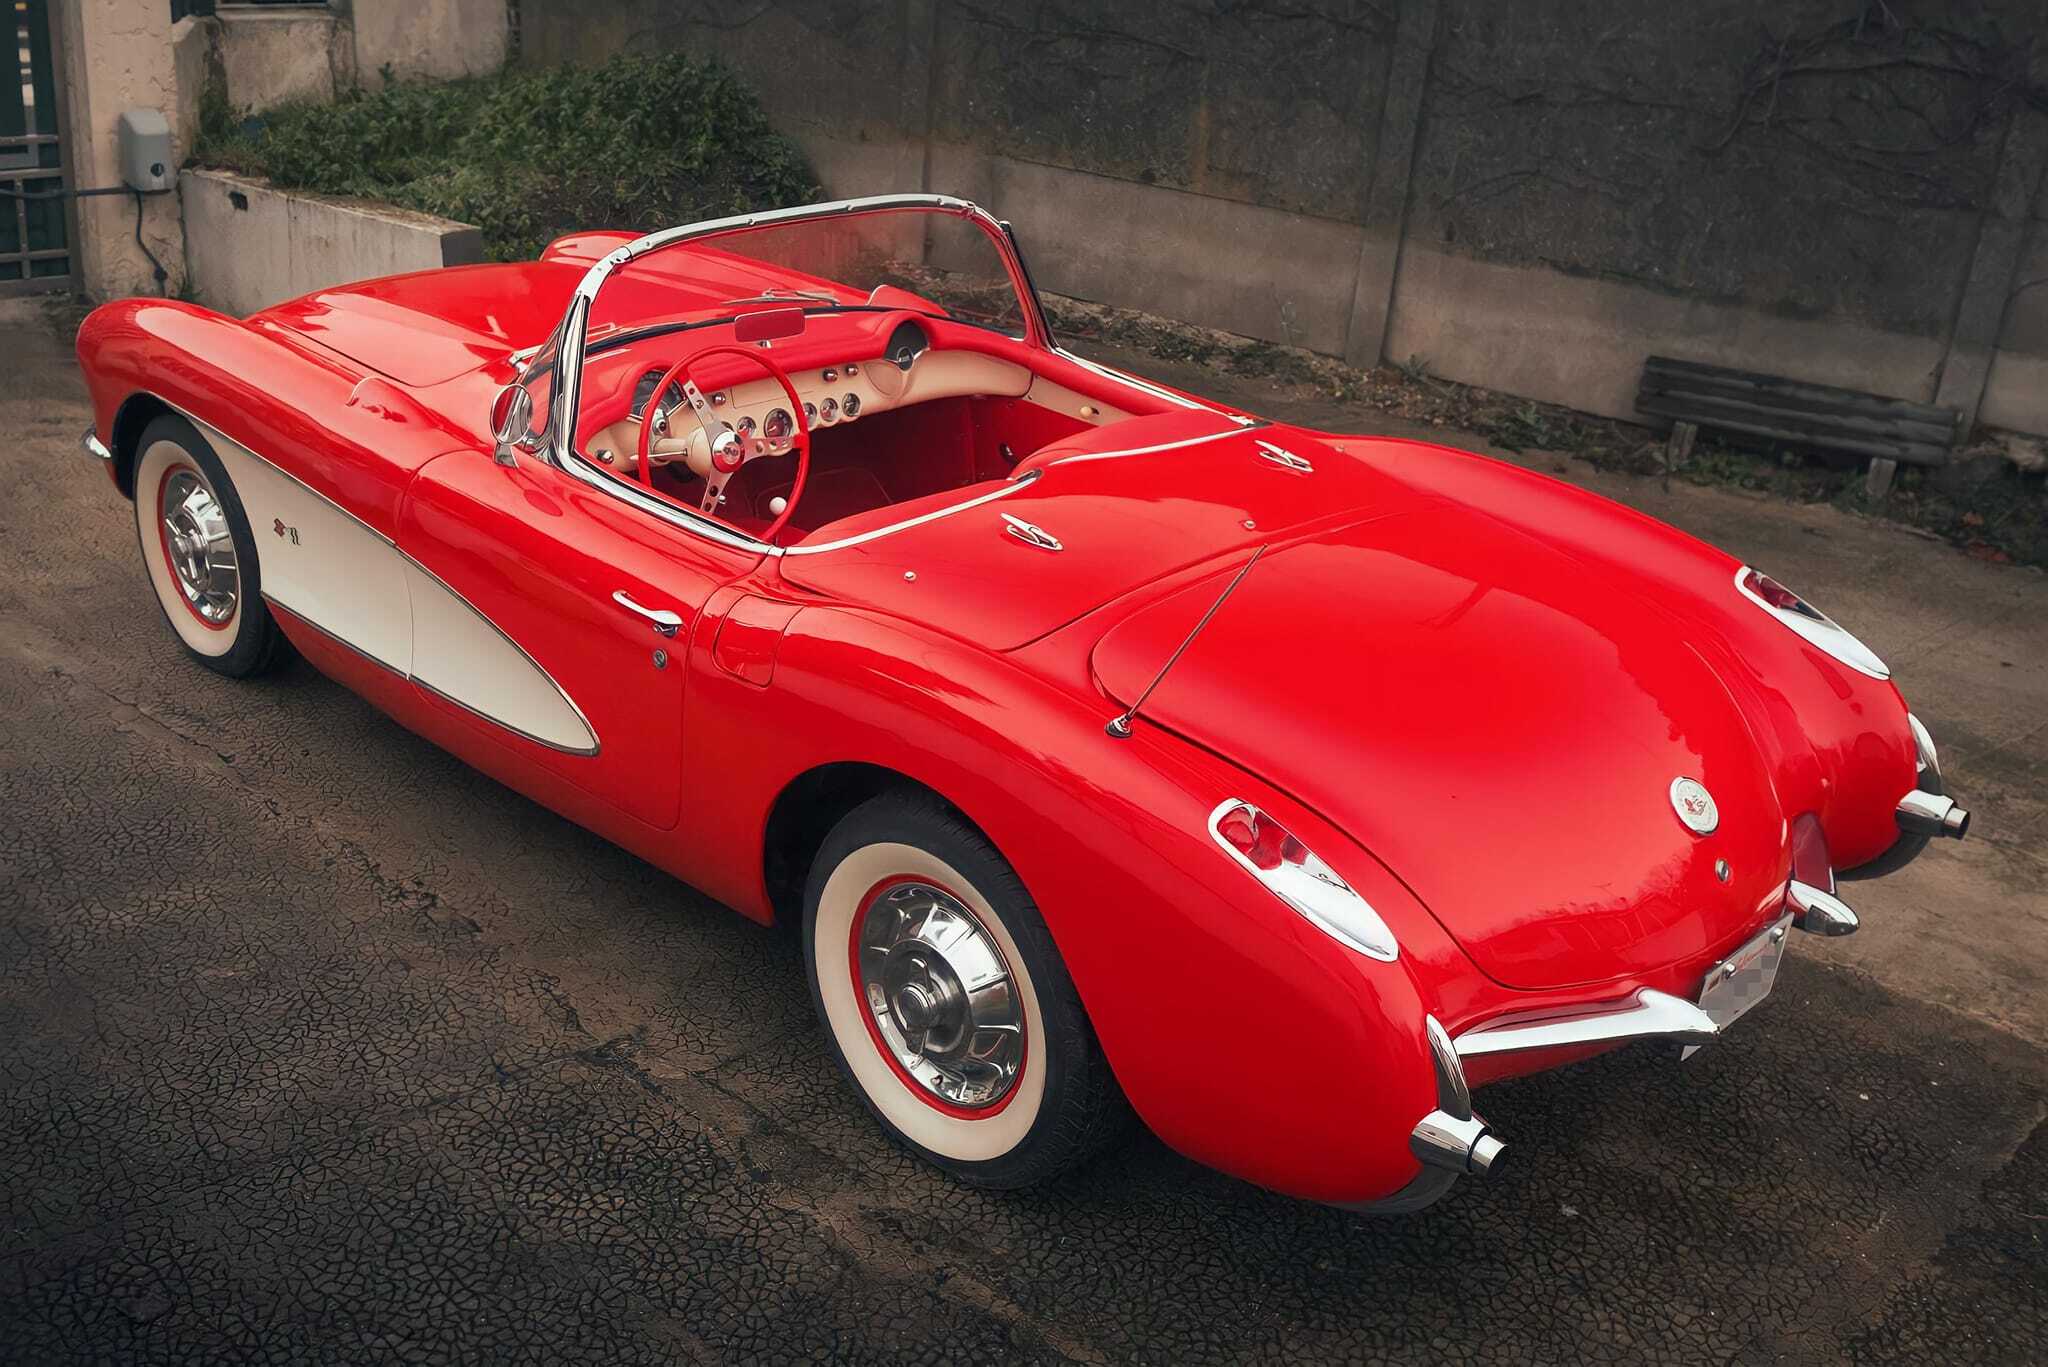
[399, 451, 755, 832]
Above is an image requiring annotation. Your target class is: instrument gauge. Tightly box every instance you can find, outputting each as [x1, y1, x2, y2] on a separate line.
[842, 393, 861, 418]
[819, 397, 839, 423]
[762, 408, 793, 443]
[802, 401, 817, 423]
[735, 415, 756, 435]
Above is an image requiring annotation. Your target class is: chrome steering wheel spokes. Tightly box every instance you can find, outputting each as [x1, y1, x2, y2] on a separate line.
[158, 467, 239, 625]
[857, 882, 1025, 1109]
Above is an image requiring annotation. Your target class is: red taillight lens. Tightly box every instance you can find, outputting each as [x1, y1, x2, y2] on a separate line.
[1215, 804, 1313, 872]
[1742, 569, 1820, 621]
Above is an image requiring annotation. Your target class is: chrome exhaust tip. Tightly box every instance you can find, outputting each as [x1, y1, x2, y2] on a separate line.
[1897, 790, 1970, 841]
[1411, 1109, 1505, 1177]
[1788, 879, 1859, 936]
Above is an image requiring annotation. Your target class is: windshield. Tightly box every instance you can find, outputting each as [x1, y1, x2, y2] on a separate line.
[585, 204, 1037, 343]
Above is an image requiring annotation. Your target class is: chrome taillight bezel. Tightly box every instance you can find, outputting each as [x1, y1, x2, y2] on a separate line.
[1208, 799, 1399, 962]
[1734, 566, 1889, 680]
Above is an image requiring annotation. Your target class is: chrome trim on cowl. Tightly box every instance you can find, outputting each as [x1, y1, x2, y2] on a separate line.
[1452, 988, 1718, 1059]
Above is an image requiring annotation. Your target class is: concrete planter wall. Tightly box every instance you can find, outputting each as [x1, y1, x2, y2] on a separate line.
[181, 169, 484, 317]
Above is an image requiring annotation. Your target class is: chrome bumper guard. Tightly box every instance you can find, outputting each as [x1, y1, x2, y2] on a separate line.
[1347, 1017, 1507, 1215]
[1845, 714, 1970, 880]
[81, 427, 112, 463]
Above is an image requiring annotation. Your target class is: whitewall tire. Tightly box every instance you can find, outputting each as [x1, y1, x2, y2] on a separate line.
[803, 791, 1131, 1187]
[132, 415, 291, 678]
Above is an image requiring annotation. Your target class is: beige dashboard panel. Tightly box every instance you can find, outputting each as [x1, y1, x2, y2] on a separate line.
[585, 350, 1113, 478]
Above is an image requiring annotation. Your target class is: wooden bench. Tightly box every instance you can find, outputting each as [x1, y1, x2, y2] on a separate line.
[1635, 357, 1960, 493]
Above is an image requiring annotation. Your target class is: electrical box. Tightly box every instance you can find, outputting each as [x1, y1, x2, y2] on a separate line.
[117, 109, 175, 193]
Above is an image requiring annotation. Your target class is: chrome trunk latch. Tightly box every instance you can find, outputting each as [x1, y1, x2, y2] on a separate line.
[1001, 513, 1063, 552]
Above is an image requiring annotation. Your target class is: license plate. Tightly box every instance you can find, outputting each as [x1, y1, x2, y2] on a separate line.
[1683, 913, 1794, 1060]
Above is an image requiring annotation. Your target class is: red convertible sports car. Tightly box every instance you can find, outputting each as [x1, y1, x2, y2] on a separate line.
[77, 195, 1970, 1211]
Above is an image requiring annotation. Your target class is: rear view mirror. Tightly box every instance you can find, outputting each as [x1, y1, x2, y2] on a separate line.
[490, 382, 537, 464]
[734, 306, 806, 344]
[490, 381, 533, 442]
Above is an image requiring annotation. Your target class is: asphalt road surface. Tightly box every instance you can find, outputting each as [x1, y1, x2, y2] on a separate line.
[2, 297, 2044, 1364]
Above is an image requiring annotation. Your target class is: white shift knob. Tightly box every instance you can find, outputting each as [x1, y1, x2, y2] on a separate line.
[768, 496, 788, 516]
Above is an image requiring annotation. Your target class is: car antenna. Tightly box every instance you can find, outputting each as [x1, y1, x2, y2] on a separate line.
[1106, 544, 1268, 739]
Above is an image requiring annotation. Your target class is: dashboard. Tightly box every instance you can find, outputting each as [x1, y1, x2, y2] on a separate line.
[583, 320, 1131, 477]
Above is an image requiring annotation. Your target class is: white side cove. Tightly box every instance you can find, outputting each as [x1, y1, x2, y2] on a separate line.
[196, 419, 599, 755]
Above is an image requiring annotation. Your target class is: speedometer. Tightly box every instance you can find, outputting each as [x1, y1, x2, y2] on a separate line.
[762, 408, 793, 444]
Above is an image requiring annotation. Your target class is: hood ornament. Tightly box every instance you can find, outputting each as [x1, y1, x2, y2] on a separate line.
[1669, 778, 1719, 835]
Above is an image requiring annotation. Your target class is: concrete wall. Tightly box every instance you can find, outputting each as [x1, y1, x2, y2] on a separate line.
[349, 0, 509, 84]
[516, 0, 2048, 441]
[168, 1, 507, 147]
[182, 168, 483, 316]
[52, 0, 187, 298]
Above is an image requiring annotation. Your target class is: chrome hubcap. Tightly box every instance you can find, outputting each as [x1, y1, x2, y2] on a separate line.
[159, 468, 238, 624]
[857, 882, 1024, 1108]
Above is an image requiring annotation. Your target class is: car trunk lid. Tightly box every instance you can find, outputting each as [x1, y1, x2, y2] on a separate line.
[1088, 503, 1787, 991]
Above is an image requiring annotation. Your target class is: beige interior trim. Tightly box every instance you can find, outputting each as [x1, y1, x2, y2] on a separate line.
[586, 349, 1126, 478]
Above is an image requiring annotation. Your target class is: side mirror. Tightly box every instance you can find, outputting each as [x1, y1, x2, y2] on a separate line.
[490, 382, 536, 464]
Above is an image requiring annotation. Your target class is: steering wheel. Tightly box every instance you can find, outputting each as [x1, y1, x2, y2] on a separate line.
[635, 344, 811, 544]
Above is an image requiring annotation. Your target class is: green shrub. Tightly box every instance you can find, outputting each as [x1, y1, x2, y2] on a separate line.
[195, 55, 822, 262]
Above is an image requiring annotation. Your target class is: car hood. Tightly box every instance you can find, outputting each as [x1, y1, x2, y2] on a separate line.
[1089, 502, 1790, 991]
[256, 261, 585, 387]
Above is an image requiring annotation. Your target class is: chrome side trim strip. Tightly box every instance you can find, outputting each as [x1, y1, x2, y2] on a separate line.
[412, 678, 600, 757]
[782, 471, 1042, 556]
[262, 592, 407, 677]
[1453, 987, 1718, 1059]
[267, 591, 601, 758]
[1035, 423, 1254, 471]
[400, 555, 603, 756]
[81, 427, 113, 462]
[1051, 345, 1208, 411]
[159, 397, 398, 546]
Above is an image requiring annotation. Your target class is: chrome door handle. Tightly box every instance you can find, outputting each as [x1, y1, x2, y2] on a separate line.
[613, 589, 682, 637]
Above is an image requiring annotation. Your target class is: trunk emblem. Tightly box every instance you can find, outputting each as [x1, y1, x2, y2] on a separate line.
[1670, 777, 1719, 835]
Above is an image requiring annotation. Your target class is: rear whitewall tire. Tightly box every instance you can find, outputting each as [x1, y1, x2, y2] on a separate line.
[802, 791, 1133, 1188]
[131, 416, 292, 678]
[814, 840, 1049, 1161]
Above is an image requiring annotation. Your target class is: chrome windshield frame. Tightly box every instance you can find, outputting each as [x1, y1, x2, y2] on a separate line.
[523, 195, 1050, 486]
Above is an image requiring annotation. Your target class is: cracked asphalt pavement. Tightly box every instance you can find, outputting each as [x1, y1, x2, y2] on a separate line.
[2, 298, 2044, 1363]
